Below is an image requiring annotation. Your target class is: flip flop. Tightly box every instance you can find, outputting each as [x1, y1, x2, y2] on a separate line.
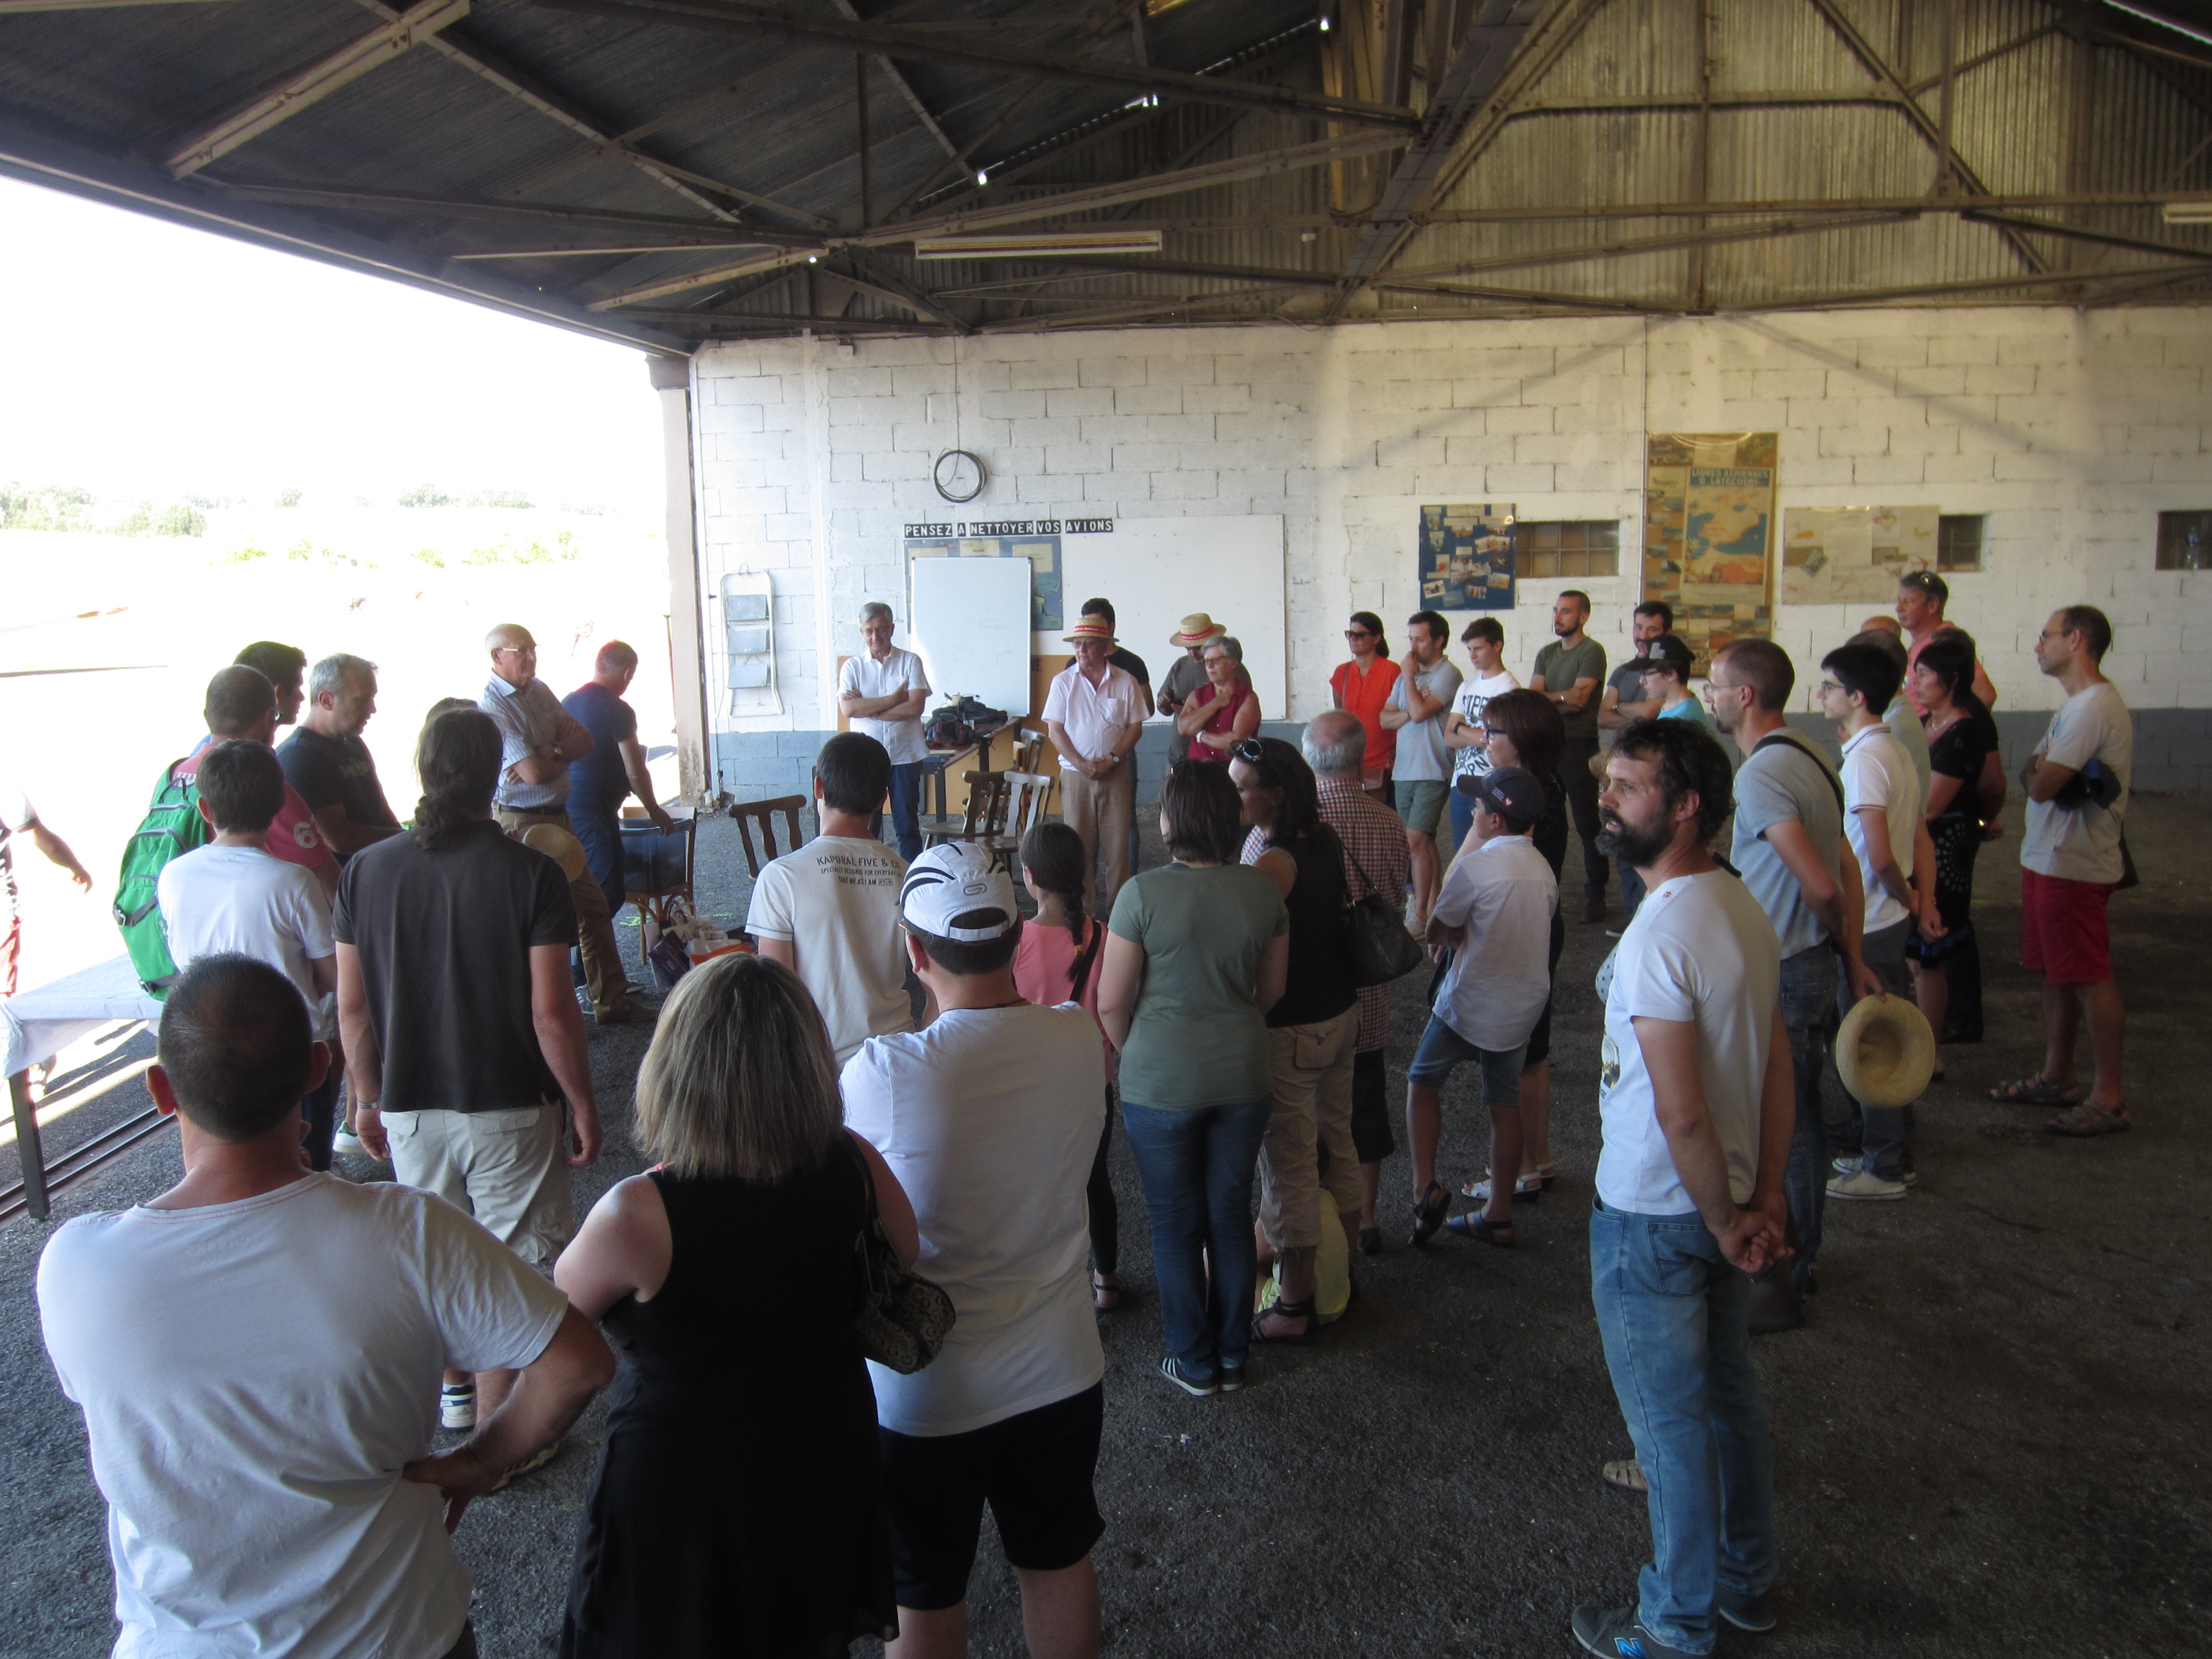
[2046, 1101, 2131, 1137]
[1601, 1458, 1648, 1493]
[1984, 1073, 2084, 1107]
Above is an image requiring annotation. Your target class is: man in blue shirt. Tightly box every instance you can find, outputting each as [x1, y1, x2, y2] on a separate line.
[561, 641, 674, 924]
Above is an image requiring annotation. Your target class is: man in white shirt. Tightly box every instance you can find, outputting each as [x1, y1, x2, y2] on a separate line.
[477, 623, 645, 1025]
[1574, 717, 1791, 1659]
[1405, 768, 1557, 1249]
[1816, 642, 1936, 1200]
[842, 843, 1105, 1659]
[745, 732, 918, 1066]
[838, 602, 932, 862]
[1380, 609, 1464, 932]
[158, 740, 343, 1170]
[38, 954, 613, 1659]
[2000, 605, 2133, 1136]
[1042, 615, 1147, 912]
[1442, 615, 1520, 849]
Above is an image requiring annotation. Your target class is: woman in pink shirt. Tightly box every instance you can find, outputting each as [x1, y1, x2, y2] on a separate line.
[1013, 821, 1125, 1311]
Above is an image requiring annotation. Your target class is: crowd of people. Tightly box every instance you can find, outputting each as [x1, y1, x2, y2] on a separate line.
[29, 573, 2137, 1659]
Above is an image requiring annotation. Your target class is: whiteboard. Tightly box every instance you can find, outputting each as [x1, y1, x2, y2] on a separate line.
[1058, 517, 1286, 716]
[909, 554, 1032, 716]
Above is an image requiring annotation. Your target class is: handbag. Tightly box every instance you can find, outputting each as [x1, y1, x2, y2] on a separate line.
[844, 1137, 955, 1374]
[1340, 845, 1424, 988]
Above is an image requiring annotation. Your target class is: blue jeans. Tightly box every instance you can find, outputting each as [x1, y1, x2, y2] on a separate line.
[872, 761, 925, 863]
[571, 808, 626, 920]
[1589, 1201, 1776, 1655]
[1448, 781, 1474, 852]
[1778, 945, 1838, 1298]
[1119, 1096, 1271, 1379]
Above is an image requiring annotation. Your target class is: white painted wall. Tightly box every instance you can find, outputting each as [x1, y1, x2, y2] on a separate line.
[690, 306, 2212, 751]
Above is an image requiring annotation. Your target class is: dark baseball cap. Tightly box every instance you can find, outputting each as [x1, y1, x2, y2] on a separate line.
[1641, 633, 1695, 678]
[1456, 764, 1546, 831]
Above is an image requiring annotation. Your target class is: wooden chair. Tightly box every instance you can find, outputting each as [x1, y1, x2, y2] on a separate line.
[1010, 729, 1045, 776]
[983, 770, 1056, 874]
[728, 794, 808, 878]
[921, 771, 1009, 851]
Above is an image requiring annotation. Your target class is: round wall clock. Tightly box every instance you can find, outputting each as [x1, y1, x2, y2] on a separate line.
[933, 448, 987, 503]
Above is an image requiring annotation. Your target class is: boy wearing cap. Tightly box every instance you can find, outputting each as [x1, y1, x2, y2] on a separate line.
[1641, 635, 1710, 728]
[1405, 766, 1559, 1249]
[841, 844, 1107, 1659]
[1044, 618, 1149, 911]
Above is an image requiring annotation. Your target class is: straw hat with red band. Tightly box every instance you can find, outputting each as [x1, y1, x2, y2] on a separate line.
[1065, 616, 1118, 645]
[1168, 613, 1227, 649]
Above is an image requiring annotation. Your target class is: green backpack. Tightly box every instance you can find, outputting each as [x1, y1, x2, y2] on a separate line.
[112, 759, 207, 998]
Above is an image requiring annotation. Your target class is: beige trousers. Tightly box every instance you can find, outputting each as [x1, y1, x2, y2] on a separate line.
[1257, 1007, 1362, 1250]
[494, 805, 629, 1013]
[1057, 761, 1134, 915]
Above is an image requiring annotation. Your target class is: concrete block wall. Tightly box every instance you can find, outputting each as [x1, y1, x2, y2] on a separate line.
[693, 307, 2212, 799]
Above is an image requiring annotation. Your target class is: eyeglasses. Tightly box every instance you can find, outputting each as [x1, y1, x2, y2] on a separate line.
[1816, 680, 1843, 696]
[1232, 738, 1266, 764]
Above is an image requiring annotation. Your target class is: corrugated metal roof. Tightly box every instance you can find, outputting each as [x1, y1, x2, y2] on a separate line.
[2, 0, 2210, 346]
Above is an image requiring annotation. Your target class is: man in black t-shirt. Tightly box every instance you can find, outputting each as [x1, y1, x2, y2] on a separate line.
[1081, 598, 1150, 880]
[279, 655, 400, 865]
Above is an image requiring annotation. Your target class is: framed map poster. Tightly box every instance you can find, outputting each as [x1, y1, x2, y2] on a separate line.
[1644, 432, 1777, 658]
[1781, 505, 1939, 606]
[1417, 502, 1516, 610]
[906, 534, 1063, 633]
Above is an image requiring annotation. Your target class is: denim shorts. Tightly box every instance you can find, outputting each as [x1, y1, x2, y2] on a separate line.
[1405, 1015, 1525, 1103]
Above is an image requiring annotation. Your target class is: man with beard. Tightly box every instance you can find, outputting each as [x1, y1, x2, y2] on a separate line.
[1573, 717, 1791, 1659]
[1530, 591, 1608, 924]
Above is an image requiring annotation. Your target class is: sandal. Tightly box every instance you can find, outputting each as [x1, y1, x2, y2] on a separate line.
[1460, 1171, 1543, 1203]
[1092, 1272, 1126, 1312]
[1985, 1073, 2084, 1107]
[1601, 1458, 1648, 1494]
[1410, 1181, 1453, 1249]
[1251, 1295, 1321, 1345]
[2047, 1100, 2131, 1137]
[1444, 1210, 1515, 1248]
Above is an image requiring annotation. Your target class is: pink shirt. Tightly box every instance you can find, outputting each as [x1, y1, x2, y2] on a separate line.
[1013, 915, 1113, 1078]
[176, 737, 338, 884]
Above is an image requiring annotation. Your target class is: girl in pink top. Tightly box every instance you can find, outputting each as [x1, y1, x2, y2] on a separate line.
[1013, 822, 1126, 1311]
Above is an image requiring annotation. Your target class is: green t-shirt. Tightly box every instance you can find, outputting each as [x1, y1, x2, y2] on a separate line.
[1108, 863, 1288, 1109]
[1534, 636, 1608, 747]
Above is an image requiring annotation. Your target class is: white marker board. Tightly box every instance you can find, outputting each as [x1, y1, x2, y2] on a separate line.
[1058, 516, 1285, 715]
[909, 552, 1031, 716]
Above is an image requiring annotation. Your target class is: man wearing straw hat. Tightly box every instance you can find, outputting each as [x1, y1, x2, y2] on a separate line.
[1044, 616, 1149, 911]
[1156, 613, 1247, 717]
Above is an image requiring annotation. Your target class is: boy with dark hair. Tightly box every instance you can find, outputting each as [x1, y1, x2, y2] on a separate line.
[745, 732, 917, 1065]
[157, 739, 343, 1168]
[842, 844, 1107, 1659]
[38, 955, 614, 1659]
[233, 640, 308, 727]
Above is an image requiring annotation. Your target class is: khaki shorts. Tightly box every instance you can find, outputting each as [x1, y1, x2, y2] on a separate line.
[1399, 779, 1449, 839]
[1256, 1009, 1361, 1251]
[383, 1104, 573, 1266]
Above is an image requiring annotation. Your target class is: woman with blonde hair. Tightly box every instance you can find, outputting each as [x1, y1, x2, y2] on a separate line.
[555, 952, 916, 1657]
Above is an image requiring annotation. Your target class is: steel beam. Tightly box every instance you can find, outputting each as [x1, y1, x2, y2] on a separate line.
[166, 0, 468, 179]
[1391, 211, 1921, 282]
[831, 0, 959, 160]
[531, 0, 1425, 131]
[212, 180, 813, 241]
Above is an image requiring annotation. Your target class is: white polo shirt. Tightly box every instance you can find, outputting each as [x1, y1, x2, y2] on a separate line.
[838, 646, 931, 766]
[1042, 662, 1146, 771]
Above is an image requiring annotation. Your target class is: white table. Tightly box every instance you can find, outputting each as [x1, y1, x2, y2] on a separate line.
[4, 956, 162, 1221]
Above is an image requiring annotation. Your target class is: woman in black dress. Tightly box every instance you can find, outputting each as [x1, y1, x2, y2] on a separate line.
[554, 952, 918, 1657]
[1906, 628, 2006, 1072]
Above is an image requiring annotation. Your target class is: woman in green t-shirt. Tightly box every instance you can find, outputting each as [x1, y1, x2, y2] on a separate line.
[1100, 761, 1288, 1398]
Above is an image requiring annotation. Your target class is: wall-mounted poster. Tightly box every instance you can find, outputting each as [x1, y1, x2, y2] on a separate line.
[907, 534, 1063, 633]
[1644, 432, 1777, 659]
[1781, 505, 1939, 606]
[1417, 502, 1516, 610]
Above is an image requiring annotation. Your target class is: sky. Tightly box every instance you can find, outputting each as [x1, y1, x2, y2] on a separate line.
[0, 176, 666, 511]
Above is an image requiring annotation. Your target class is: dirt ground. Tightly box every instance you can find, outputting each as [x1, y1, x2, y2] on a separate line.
[0, 790, 2205, 1658]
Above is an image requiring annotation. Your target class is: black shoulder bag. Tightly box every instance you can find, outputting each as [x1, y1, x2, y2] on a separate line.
[843, 1138, 955, 1374]
[1339, 843, 1424, 988]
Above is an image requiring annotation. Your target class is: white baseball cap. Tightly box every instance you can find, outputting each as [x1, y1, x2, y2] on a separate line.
[899, 843, 1020, 941]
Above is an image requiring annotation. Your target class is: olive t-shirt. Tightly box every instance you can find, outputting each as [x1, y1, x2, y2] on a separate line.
[333, 821, 577, 1112]
[1108, 863, 1287, 1109]
[1533, 637, 1608, 747]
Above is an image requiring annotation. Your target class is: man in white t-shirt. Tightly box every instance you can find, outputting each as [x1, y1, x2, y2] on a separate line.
[1574, 717, 1791, 1659]
[838, 602, 932, 862]
[157, 740, 344, 1171]
[38, 955, 613, 1659]
[2002, 604, 2134, 1136]
[1816, 641, 1936, 1201]
[1380, 609, 1464, 931]
[745, 732, 918, 1066]
[1442, 615, 1520, 849]
[842, 843, 1106, 1658]
[1405, 768, 1557, 1249]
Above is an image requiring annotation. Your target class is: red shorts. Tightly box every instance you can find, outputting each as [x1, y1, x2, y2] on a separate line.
[2019, 867, 2114, 986]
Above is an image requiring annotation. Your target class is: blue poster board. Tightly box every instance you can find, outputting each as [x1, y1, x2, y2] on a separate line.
[1417, 502, 1515, 611]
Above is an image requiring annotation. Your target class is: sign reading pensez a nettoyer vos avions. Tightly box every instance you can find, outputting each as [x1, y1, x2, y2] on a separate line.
[902, 518, 1114, 538]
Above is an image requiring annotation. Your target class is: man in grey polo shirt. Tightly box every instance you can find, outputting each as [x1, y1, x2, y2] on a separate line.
[1379, 609, 1462, 933]
[477, 623, 649, 1025]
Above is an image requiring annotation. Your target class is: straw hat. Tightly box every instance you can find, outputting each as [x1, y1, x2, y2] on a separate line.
[1834, 994, 1937, 1108]
[1588, 748, 1611, 781]
[1168, 612, 1227, 648]
[521, 823, 589, 884]
[1064, 615, 1117, 646]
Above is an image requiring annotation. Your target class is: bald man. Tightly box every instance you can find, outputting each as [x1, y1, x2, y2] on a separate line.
[477, 625, 649, 1025]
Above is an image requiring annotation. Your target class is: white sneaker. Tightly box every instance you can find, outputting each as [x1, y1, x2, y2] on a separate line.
[1831, 1156, 1918, 1186]
[439, 1382, 477, 1431]
[1827, 1167, 1909, 1201]
[332, 1128, 367, 1159]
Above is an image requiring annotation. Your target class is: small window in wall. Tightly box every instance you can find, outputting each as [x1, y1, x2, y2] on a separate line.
[1518, 520, 1620, 579]
[2156, 510, 2212, 571]
[1936, 514, 1985, 571]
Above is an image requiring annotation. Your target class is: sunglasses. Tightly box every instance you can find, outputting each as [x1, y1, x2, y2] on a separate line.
[1344, 628, 1374, 639]
[1232, 738, 1266, 764]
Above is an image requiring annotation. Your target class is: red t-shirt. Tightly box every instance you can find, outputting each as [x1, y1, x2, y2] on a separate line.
[1329, 656, 1402, 784]
[1185, 682, 1254, 762]
[175, 737, 338, 883]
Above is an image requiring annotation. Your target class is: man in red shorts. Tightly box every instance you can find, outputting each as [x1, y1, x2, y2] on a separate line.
[1989, 605, 2132, 1135]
